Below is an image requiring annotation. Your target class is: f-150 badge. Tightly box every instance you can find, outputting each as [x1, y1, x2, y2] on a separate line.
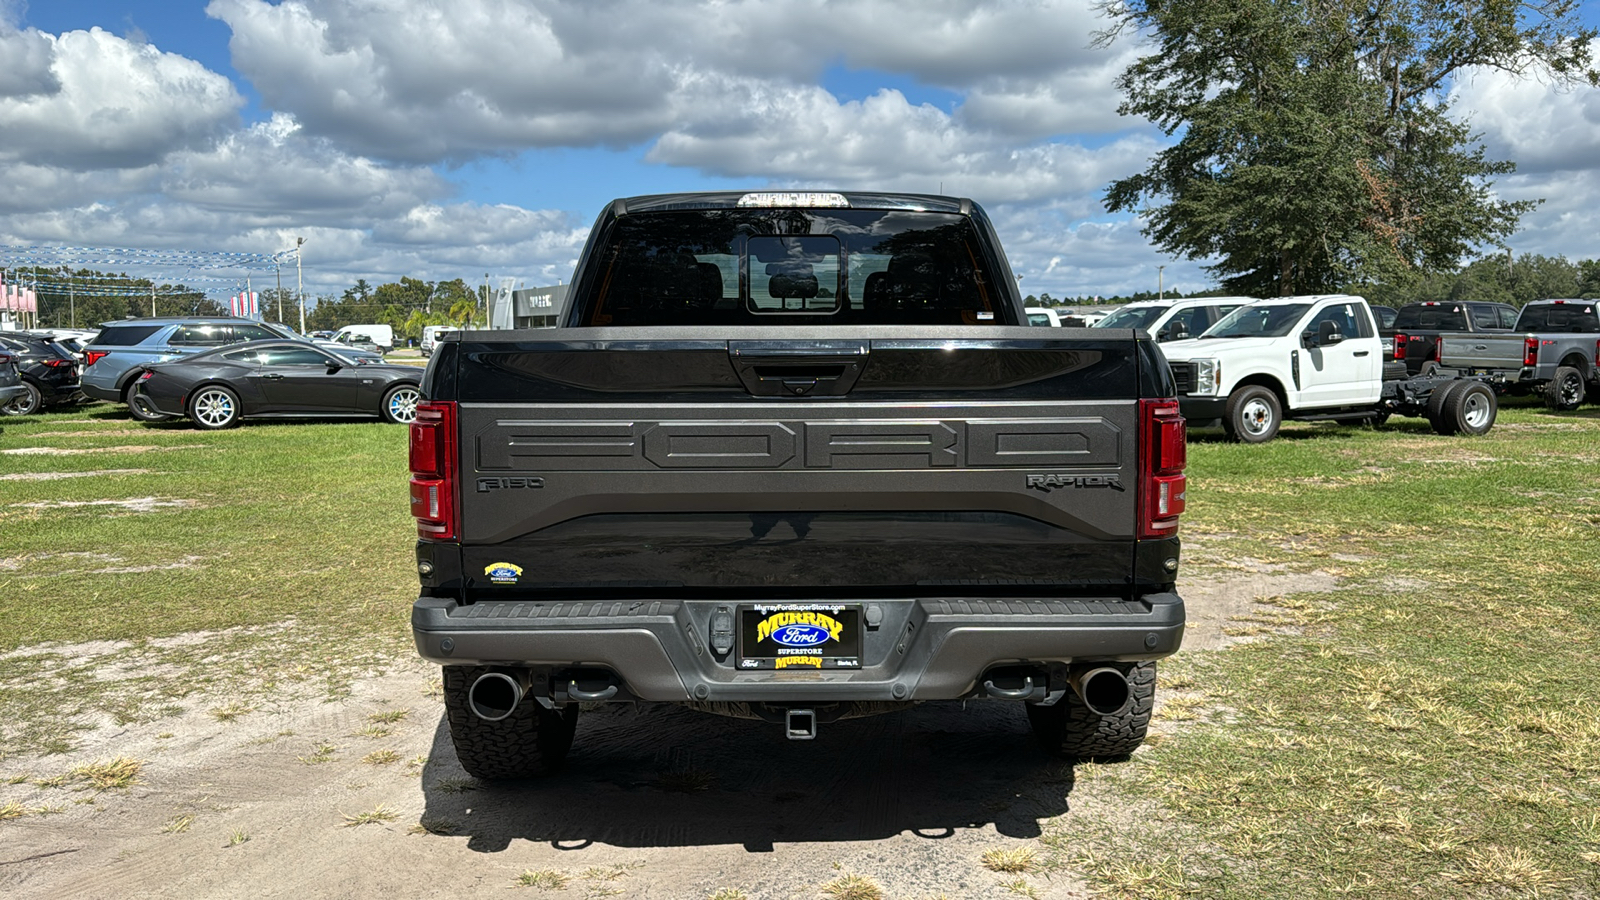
[484, 562, 523, 584]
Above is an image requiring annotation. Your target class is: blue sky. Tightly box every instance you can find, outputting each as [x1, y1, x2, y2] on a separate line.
[2, 1, 1598, 303]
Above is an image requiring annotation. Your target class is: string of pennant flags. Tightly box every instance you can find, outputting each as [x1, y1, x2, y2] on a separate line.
[0, 243, 301, 325]
[0, 245, 283, 270]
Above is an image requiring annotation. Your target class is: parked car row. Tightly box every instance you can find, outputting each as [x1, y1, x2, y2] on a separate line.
[0, 316, 426, 429]
[1433, 299, 1600, 410]
[1156, 294, 1506, 442]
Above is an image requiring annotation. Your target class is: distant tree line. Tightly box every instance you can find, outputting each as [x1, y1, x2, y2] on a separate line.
[1028, 253, 1600, 309]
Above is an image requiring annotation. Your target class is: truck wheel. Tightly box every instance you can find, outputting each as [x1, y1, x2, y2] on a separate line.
[1443, 382, 1497, 436]
[124, 382, 174, 423]
[1544, 366, 1585, 411]
[1, 381, 41, 416]
[442, 666, 578, 780]
[1026, 662, 1155, 761]
[1426, 380, 1466, 435]
[1223, 386, 1281, 443]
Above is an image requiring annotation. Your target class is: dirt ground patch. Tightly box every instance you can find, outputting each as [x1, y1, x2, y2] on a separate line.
[0, 470, 152, 482]
[0, 567, 1319, 899]
[0, 446, 203, 457]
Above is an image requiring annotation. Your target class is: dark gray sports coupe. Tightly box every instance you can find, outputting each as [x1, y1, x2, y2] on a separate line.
[132, 340, 422, 429]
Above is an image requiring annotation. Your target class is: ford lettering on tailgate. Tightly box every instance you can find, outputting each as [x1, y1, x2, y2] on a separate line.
[477, 417, 1121, 470]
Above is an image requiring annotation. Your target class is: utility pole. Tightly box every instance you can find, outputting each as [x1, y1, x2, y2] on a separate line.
[1158, 265, 1166, 302]
[295, 236, 307, 334]
[64, 266, 75, 328]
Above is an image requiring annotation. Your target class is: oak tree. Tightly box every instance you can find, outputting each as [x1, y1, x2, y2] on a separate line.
[1099, 0, 1597, 296]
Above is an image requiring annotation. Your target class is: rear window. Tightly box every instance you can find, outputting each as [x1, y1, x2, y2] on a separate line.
[1393, 304, 1468, 330]
[88, 324, 163, 347]
[1515, 304, 1600, 333]
[584, 209, 999, 326]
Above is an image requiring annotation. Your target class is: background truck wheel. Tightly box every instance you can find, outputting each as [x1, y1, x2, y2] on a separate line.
[1223, 385, 1281, 443]
[1026, 661, 1155, 761]
[1425, 379, 1466, 435]
[1544, 366, 1585, 411]
[124, 381, 174, 423]
[1444, 382, 1497, 436]
[443, 666, 579, 780]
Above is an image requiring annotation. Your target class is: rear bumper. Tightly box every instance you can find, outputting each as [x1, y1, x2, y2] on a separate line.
[80, 381, 122, 402]
[412, 592, 1184, 703]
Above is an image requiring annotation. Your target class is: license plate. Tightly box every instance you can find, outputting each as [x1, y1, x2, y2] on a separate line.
[737, 603, 862, 670]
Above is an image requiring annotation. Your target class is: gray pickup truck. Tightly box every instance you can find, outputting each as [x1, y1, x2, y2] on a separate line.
[1436, 299, 1600, 409]
[408, 191, 1188, 778]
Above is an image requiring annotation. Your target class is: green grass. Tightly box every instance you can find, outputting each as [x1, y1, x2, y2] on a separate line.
[1042, 400, 1600, 898]
[0, 404, 416, 753]
[5, 398, 1598, 896]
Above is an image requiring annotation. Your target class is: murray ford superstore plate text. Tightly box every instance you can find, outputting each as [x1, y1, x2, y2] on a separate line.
[738, 603, 862, 670]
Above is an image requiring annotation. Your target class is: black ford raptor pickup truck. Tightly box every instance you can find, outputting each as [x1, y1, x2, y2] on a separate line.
[409, 191, 1187, 778]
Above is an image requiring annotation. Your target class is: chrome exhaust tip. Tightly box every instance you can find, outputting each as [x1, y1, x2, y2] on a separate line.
[1070, 666, 1132, 716]
[468, 671, 524, 721]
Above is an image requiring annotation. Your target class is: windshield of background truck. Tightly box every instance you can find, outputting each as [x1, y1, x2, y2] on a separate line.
[1515, 303, 1599, 333]
[585, 209, 1000, 325]
[1393, 305, 1468, 330]
[1203, 303, 1313, 338]
[1093, 306, 1164, 330]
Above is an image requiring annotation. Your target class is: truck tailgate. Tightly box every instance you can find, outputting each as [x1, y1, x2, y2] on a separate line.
[433, 327, 1163, 600]
[1437, 333, 1525, 371]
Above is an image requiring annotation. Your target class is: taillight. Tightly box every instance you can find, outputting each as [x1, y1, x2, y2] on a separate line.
[409, 400, 458, 540]
[1139, 398, 1187, 540]
[1524, 336, 1538, 367]
[84, 349, 110, 366]
[1393, 333, 1407, 360]
[138, 370, 154, 382]
[1594, 339, 1599, 369]
[44, 358, 74, 368]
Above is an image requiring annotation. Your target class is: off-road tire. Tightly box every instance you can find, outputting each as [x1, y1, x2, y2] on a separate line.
[1026, 661, 1155, 762]
[1443, 381, 1497, 436]
[1544, 366, 1585, 411]
[124, 381, 174, 423]
[1426, 379, 1466, 435]
[1, 381, 41, 416]
[1223, 385, 1282, 443]
[443, 666, 579, 780]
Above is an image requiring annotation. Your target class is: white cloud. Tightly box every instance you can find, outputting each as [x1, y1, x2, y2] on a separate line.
[0, 23, 58, 97]
[206, 0, 1135, 164]
[0, 27, 241, 170]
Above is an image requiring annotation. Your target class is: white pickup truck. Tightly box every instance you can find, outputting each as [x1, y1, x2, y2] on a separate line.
[1162, 294, 1499, 442]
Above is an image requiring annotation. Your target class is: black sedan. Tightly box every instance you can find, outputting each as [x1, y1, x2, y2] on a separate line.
[132, 340, 422, 430]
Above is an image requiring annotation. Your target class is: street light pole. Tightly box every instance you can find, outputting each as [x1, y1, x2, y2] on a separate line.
[295, 237, 306, 334]
[1158, 265, 1166, 302]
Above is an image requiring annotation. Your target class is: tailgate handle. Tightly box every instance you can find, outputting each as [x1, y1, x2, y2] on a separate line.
[729, 344, 868, 397]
